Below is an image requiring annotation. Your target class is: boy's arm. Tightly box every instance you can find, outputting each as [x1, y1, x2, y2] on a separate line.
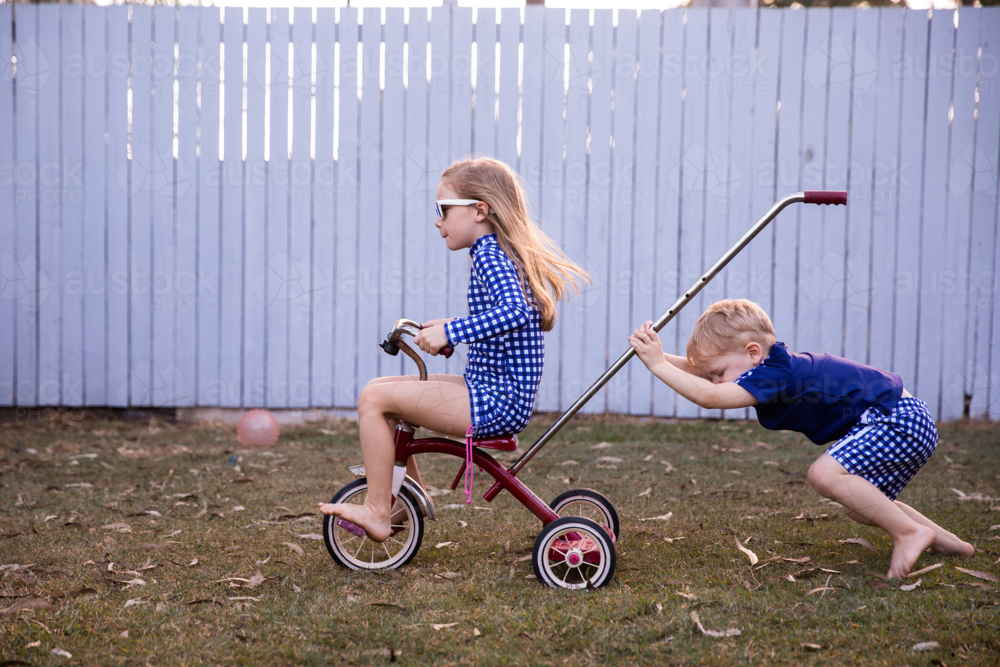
[629, 323, 758, 410]
[662, 352, 712, 381]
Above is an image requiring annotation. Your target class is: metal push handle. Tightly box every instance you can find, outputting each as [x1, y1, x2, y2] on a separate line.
[508, 191, 848, 475]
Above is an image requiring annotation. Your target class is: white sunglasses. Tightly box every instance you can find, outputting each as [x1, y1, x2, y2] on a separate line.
[435, 199, 482, 220]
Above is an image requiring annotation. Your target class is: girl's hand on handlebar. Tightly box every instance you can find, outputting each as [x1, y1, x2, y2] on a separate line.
[629, 321, 666, 371]
[414, 325, 450, 356]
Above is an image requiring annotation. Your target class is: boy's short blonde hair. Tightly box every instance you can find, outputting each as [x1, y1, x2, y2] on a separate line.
[686, 299, 776, 364]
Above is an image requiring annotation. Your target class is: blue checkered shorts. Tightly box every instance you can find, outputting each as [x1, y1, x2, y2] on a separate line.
[825, 397, 938, 501]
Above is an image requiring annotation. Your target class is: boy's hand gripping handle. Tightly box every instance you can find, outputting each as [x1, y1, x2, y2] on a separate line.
[803, 191, 848, 206]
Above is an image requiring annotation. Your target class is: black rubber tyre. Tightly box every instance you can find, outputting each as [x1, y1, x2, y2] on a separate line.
[322, 478, 424, 570]
[532, 516, 617, 590]
[548, 488, 620, 540]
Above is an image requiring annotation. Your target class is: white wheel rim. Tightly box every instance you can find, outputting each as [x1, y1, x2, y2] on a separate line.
[540, 523, 608, 589]
[329, 486, 417, 570]
[554, 498, 612, 531]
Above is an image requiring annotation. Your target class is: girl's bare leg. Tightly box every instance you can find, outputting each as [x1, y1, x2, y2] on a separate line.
[318, 376, 470, 542]
[807, 454, 935, 579]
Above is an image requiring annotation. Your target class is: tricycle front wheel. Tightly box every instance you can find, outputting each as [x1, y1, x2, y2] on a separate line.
[322, 478, 424, 570]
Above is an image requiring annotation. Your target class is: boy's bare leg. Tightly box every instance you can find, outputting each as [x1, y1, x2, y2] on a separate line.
[893, 501, 974, 556]
[808, 454, 935, 579]
[318, 377, 470, 542]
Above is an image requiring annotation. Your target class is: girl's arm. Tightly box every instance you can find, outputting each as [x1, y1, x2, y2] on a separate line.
[630, 325, 758, 410]
[445, 248, 530, 345]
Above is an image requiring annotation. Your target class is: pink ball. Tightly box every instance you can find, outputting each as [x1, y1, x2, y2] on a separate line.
[236, 409, 280, 448]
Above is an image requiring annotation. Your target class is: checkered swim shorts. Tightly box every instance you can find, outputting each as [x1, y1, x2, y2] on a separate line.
[825, 397, 938, 501]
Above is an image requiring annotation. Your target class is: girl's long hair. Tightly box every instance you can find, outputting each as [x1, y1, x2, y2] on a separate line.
[441, 157, 590, 332]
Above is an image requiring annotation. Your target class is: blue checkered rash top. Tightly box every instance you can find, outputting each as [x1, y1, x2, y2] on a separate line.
[444, 234, 544, 438]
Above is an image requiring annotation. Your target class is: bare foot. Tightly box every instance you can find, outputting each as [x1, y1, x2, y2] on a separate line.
[929, 532, 975, 557]
[887, 525, 936, 579]
[316, 501, 391, 543]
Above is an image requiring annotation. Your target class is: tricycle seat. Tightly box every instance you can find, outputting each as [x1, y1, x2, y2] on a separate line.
[470, 434, 518, 451]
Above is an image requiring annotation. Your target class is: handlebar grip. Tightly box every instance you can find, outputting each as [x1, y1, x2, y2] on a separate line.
[418, 324, 454, 358]
[803, 191, 848, 206]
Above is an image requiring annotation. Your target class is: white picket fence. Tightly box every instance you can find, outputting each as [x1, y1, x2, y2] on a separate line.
[1, 4, 998, 422]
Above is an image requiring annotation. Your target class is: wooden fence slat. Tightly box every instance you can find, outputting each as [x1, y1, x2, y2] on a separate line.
[580, 10, 613, 413]
[311, 7, 336, 406]
[356, 8, 381, 390]
[606, 9, 637, 416]
[698, 7, 733, 420]
[559, 8, 592, 410]
[381, 8, 405, 379]
[496, 8, 520, 169]
[402, 11, 429, 332]
[334, 7, 358, 406]
[536, 6, 566, 413]
[819, 8, 852, 359]
[243, 8, 266, 407]
[772, 9, 805, 351]
[967, 8, 1000, 418]
[195, 8, 220, 406]
[915, 10, 957, 413]
[628, 9, 661, 416]
[519, 6, 543, 213]
[266, 9, 289, 407]
[151, 5, 175, 406]
[843, 9, 880, 367]
[106, 5, 129, 406]
[60, 5, 84, 407]
[868, 8, 904, 374]
[288, 6, 312, 407]
[652, 9, 685, 418]
[723, 7, 757, 420]
[175, 6, 197, 407]
[218, 7, 243, 407]
[0, 4, 14, 405]
[675, 8, 708, 420]
[892, 9, 930, 390]
[474, 8, 497, 158]
[36, 4, 60, 405]
[81, 5, 108, 406]
[939, 8, 982, 420]
[796, 8, 831, 357]
[127, 5, 152, 406]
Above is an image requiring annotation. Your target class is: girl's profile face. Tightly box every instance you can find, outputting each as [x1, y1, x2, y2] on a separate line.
[435, 182, 494, 251]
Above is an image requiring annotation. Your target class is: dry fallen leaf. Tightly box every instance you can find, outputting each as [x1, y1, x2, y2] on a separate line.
[807, 586, 835, 596]
[473, 628, 481, 637]
[639, 513, 673, 522]
[124, 598, 147, 608]
[911, 641, 940, 652]
[675, 591, 696, 600]
[735, 538, 758, 565]
[435, 541, 456, 549]
[432, 623, 459, 631]
[638, 488, 652, 497]
[596, 456, 623, 464]
[1, 597, 54, 615]
[839, 537, 879, 554]
[800, 643, 823, 651]
[899, 578, 921, 591]
[954, 567, 997, 582]
[560, 460, 579, 466]
[295, 533, 324, 541]
[437, 571, 461, 580]
[906, 562, 944, 578]
[690, 611, 740, 638]
[187, 559, 199, 567]
[101, 522, 133, 533]
[51, 648, 73, 659]
[591, 442, 613, 450]
[282, 542, 304, 556]
[783, 557, 811, 564]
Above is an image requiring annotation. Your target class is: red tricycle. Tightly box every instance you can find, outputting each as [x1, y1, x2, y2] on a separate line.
[321, 191, 847, 590]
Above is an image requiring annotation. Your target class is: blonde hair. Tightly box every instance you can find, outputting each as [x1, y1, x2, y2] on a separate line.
[686, 299, 776, 363]
[440, 157, 590, 331]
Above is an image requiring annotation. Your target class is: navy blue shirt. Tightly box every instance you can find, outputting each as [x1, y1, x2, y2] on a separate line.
[735, 342, 904, 445]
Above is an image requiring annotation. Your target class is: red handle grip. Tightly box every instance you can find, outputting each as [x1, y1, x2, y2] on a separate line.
[419, 324, 454, 359]
[803, 191, 848, 206]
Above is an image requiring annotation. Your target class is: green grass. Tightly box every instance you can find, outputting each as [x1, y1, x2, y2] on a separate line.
[1, 410, 998, 665]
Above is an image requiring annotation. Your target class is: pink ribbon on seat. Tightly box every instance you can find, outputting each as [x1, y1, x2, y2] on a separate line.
[464, 425, 475, 504]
